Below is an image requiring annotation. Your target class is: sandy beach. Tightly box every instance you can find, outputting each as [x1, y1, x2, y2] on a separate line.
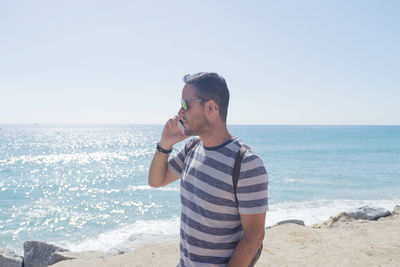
[52, 213, 400, 267]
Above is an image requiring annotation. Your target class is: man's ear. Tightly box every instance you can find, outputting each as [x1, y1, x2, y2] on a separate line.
[207, 100, 217, 114]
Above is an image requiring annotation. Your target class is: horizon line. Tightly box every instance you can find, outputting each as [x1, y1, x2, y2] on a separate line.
[1, 123, 399, 127]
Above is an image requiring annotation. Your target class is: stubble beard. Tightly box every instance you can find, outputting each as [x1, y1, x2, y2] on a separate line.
[183, 116, 208, 137]
[183, 123, 197, 136]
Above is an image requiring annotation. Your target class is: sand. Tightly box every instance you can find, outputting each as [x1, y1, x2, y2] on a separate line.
[52, 214, 400, 267]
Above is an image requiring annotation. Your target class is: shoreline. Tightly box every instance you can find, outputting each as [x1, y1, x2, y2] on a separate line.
[51, 212, 400, 267]
[7, 198, 400, 255]
[2, 205, 399, 266]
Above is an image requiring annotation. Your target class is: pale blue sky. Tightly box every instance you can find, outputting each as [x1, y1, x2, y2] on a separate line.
[1, 0, 399, 125]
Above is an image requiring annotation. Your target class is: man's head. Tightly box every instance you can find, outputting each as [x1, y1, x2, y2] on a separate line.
[183, 72, 230, 122]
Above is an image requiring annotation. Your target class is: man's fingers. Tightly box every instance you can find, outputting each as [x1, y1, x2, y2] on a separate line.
[166, 116, 179, 128]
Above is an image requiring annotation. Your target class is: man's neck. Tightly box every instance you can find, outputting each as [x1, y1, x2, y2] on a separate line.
[199, 124, 232, 148]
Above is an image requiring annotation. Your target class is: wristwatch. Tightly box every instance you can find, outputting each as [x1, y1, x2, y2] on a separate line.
[156, 143, 172, 154]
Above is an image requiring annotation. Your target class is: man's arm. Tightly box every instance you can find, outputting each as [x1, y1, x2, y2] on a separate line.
[227, 213, 266, 267]
[148, 116, 188, 188]
[148, 148, 180, 187]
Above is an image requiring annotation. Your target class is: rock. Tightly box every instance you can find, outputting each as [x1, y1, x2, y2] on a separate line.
[346, 206, 391, 220]
[276, 219, 305, 226]
[393, 205, 400, 215]
[48, 251, 107, 265]
[106, 234, 141, 256]
[23, 241, 69, 267]
[314, 212, 354, 228]
[267, 219, 305, 229]
[106, 247, 126, 256]
[0, 248, 23, 267]
[106, 240, 137, 256]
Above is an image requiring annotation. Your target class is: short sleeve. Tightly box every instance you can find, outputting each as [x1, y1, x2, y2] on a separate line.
[168, 138, 200, 179]
[236, 151, 269, 214]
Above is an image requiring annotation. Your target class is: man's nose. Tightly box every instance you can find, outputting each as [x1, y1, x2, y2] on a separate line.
[178, 107, 185, 118]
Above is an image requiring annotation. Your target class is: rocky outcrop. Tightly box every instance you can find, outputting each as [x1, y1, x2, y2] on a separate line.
[346, 206, 391, 220]
[313, 206, 397, 229]
[23, 241, 69, 267]
[48, 251, 107, 265]
[0, 248, 23, 267]
[313, 212, 354, 228]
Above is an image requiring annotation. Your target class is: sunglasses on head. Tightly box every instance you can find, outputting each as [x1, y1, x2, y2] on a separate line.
[181, 98, 209, 111]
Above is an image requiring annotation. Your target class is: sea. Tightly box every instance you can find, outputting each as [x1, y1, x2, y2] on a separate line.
[1, 125, 399, 254]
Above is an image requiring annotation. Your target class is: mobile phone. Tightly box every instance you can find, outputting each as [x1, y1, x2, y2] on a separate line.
[178, 120, 185, 132]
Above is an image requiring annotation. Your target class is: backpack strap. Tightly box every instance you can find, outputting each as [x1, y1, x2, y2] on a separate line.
[233, 144, 263, 266]
[232, 144, 250, 205]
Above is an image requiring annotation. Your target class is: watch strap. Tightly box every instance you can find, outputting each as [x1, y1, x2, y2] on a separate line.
[156, 143, 172, 154]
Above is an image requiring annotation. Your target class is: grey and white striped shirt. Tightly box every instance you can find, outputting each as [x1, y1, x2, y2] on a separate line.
[168, 137, 269, 266]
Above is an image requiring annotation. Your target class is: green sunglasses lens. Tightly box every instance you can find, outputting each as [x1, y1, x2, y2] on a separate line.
[181, 99, 188, 111]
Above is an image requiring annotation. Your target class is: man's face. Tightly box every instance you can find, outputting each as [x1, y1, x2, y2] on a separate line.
[178, 84, 208, 136]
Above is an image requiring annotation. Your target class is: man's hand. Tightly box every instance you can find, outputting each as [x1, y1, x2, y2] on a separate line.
[148, 116, 189, 188]
[159, 116, 188, 150]
[227, 213, 265, 266]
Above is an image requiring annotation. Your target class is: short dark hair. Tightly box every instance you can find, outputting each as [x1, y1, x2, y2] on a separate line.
[183, 72, 230, 122]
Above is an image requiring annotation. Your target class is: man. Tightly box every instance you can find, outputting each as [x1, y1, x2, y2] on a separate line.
[148, 72, 268, 266]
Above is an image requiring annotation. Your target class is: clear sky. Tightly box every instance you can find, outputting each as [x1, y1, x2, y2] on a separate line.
[1, 0, 399, 125]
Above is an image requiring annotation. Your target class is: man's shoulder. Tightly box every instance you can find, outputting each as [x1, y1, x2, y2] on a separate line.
[184, 136, 201, 147]
[233, 139, 266, 168]
[233, 138, 256, 157]
[182, 137, 201, 154]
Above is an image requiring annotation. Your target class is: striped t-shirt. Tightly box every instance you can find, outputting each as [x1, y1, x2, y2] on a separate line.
[168, 137, 269, 266]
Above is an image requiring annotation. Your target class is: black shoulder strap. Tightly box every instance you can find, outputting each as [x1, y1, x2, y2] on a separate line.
[233, 145, 250, 205]
[184, 137, 201, 155]
[233, 144, 262, 266]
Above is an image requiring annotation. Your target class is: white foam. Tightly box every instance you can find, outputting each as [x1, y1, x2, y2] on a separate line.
[59, 216, 180, 252]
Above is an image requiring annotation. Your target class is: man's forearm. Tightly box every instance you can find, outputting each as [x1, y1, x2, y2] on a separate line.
[148, 150, 169, 187]
[148, 115, 187, 187]
[227, 230, 264, 267]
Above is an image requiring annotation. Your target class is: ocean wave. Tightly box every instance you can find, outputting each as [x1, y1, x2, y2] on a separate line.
[58, 217, 180, 252]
